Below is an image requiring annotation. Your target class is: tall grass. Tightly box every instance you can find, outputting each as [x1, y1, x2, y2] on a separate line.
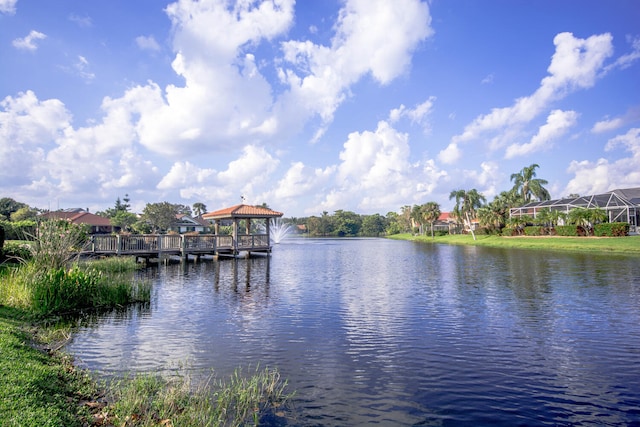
[27, 219, 90, 270]
[0, 260, 150, 315]
[100, 366, 292, 427]
[0, 219, 151, 316]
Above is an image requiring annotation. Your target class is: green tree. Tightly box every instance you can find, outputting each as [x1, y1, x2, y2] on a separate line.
[400, 205, 413, 233]
[385, 211, 403, 235]
[192, 202, 207, 217]
[510, 164, 550, 203]
[0, 197, 27, 220]
[100, 194, 132, 218]
[567, 207, 607, 236]
[333, 210, 361, 236]
[111, 210, 138, 232]
[140, 202, 181, 233]
[361, 213, 386, 236]
[477, 206, 503, 233]
[421, 202, 441, 239]
[449, 189, 486, 240]
[10, 206, 39, 222]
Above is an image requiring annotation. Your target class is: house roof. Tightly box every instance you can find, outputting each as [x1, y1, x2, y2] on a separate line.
[202, 204, 284, 220]
[518, 187, 640, 210]
[40, 211, 113, 227]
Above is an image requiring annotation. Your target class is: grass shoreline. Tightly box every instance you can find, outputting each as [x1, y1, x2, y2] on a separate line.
[1, 256, 292, 426]
[388, 232, 640, 254]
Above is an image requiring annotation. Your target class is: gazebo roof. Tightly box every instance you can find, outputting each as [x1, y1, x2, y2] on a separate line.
[202, 204, 283, 220]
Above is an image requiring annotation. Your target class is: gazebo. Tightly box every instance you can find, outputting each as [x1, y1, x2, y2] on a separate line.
[202, 204, 283, 256]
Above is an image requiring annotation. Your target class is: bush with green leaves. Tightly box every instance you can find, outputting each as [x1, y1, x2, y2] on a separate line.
[594, 222, 629, 237]
[1, 241, 33, 262]
[555, 225, 579, 236]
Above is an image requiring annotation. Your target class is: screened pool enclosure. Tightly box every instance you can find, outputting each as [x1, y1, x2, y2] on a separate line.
[509, 188, 640, 233]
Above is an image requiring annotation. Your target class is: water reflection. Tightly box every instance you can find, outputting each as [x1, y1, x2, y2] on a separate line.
[67, 239, 640, 426]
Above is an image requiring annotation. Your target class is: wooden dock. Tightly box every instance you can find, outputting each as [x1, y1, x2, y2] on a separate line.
[83, 233, 272, 261]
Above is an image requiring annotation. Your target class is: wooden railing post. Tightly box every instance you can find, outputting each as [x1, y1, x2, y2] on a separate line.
[116, 234, 121, 256]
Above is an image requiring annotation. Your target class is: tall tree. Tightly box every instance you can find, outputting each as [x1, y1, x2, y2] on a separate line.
[192, 202, 207, 217]
[140, 202, 181, 233]
[510, 164, 550, 203]
[421, 202, 441, 239]
[449, 189, 486, 240]
[0, 197, 27, 220]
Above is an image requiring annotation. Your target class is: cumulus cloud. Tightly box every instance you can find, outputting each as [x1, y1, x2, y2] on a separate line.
[505, 109, 578, 159]
[277, 0, 432, 142]
[564, 128, 640, 195]
[12, 30, 47, 51]
[310, 118, 446, 213]
[0, 90, 158, 204]
[0, 0, 16, 14]
[0, 91, 70, 184]
[439, 32, 614, 164]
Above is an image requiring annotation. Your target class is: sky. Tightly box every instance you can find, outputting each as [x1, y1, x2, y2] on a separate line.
[1, 0, 639, 217]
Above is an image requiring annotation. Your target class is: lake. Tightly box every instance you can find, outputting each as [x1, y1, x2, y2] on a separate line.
[67, 238, 640, 426]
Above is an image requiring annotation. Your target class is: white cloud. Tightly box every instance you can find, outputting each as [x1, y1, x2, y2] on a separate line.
[136, 35, 161, 52]
[311, 118, 446, 213]
[277, 0, 432, 142]
[602, 35, 640, 74]
[440, 32, 614, 163]
[12, 30, 47, 51]
[437, 142, 461, 164]
[564, 128, 640, 195]
[0, 91, 70, 184]
[389, 97, 436, 132]
[505, 109, 578, 159]
[592, 117, 624, 133]
[0, 0, 16, 14]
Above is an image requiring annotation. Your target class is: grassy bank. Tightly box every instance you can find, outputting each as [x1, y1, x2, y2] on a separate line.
[1, 252, 292, 426]
[0, 306, 96, 427]
[388, 233, 640, 254]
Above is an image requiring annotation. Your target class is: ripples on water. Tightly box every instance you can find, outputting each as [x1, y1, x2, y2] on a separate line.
[67, 238, 640, 426]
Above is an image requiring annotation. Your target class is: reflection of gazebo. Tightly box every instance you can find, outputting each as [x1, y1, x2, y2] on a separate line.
[202, 204, 283, 256]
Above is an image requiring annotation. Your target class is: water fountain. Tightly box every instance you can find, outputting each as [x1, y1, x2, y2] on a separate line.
[268, 218, 292, 244]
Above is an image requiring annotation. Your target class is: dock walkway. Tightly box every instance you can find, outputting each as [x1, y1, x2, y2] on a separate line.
[83, 233, 271, 260]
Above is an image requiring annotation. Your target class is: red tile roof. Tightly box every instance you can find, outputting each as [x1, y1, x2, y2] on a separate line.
[202, 204, 284, 220]
[40, 211, 113, 227]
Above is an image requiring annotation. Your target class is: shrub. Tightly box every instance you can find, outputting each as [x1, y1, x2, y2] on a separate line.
[555, 225, 579, 236]
[524, 226, 544, 236]
[1, 241, 33, 262]
[594, 222, 629, 237]
[0, 219, 37, 240]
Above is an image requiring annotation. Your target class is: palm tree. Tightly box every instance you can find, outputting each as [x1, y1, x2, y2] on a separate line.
[449, 189, 486, 240]
[421, 202, 441, 239]
[192, 202, 207, 217]
[510, 164, 550, 203]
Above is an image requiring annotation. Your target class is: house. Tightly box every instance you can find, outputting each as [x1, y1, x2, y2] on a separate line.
[169, 214, 211, 234]
[509, 187, 640, 233]
[39, 209, 117, 234]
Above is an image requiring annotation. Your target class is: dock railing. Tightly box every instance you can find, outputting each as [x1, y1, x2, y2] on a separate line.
[85, 233, 270, 257]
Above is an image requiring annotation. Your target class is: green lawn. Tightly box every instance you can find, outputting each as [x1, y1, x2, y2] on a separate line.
[389, 233, 640, 254]
[0, 307, 94, 427]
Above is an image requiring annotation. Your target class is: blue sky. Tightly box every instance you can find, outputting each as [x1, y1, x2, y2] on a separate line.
[1, 0, 639, 217]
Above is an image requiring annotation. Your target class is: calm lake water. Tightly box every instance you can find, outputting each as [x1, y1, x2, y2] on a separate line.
[67, 238, 640, 426]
